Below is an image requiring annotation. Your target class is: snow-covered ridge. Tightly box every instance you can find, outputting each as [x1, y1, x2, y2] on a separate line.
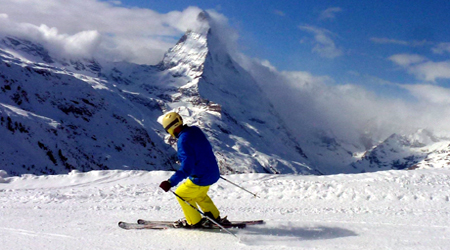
[1, 36, 174, 176]
[351, 130, 450, 172]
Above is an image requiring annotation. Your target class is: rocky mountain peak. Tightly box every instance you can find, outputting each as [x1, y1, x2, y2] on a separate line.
[159, 12, 212, 77]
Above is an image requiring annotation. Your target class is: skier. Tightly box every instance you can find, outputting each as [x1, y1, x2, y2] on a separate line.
[159, 112, 229, 228]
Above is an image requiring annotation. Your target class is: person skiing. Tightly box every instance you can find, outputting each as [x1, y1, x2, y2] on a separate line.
[159, 112, 228, 228]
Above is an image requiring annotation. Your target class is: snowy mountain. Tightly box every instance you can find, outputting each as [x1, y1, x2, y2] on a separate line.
[0, 36, 173, 176]
[0, 11, 449, 177]
[351, 129, 450, 172]
[0, 12, 315, 176]
[157, 12, 314, 174]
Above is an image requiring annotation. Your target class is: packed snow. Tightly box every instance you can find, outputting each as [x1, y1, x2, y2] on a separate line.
[1, 169, 449, 249]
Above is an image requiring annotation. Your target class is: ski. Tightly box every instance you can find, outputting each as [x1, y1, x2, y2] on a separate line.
[137, 218, 264, 227]
[118, 221, 168, 230]
[118, 221, 245, 230]
[118, 219, 264, 230]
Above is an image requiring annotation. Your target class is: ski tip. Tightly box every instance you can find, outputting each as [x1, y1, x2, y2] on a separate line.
[118, 221, 126, 228]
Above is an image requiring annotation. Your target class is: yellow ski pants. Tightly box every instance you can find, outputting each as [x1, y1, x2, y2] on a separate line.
[174, 179, 220, 225]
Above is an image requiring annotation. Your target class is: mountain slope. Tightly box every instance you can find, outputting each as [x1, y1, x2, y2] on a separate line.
[0, 37, 174, 176]
[0, 12, 315, 176]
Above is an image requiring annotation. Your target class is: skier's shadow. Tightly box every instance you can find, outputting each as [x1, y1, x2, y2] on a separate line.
[238, 223, 357, 245]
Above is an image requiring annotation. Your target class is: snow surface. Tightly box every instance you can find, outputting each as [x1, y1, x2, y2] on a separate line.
[1, 169, 449, 249]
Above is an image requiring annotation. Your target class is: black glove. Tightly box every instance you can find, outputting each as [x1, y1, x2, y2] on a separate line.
[159, 180, 172, 192]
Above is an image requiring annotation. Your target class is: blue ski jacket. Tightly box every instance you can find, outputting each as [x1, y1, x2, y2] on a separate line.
[169, 126, 220, 187]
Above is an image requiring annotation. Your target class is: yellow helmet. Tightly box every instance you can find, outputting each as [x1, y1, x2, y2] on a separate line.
[162, 112, 183, 137]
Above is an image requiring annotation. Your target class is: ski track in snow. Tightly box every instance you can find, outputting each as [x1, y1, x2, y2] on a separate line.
[1, 169, 450, 249]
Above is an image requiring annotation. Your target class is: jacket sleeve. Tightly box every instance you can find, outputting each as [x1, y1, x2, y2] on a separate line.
[168, 136, 195, 186]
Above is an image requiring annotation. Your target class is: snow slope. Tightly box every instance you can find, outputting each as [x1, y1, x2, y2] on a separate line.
[1, 169, 449, 249]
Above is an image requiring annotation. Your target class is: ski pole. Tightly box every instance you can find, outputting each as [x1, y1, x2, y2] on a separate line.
[220, 176, 259, 198]
[170, 190, 238, 239]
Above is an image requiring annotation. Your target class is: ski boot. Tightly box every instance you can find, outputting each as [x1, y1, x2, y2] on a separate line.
[201, 212, 231, 228]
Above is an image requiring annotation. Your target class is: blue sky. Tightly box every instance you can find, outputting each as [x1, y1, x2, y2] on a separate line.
[114, 0, 450, 90]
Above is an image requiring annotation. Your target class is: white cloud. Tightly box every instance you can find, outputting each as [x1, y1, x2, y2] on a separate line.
[204, 10, 240, 55]
[389, 54, 427, 66]
[402, 84, 450, 105]
[319, 7, 342, 21]
[432, 42, 450, 54]
[415, 61, 450, 82]
[370, 37, 429, 47]
[299, 25, 343, 59]
[370, 37, 409, 46]
[0, 0, 203, 64]
[389, 54, 450, 82]
[38, 25, 102, 58]
[238, 55, 450, 146]
[399, 84, 450, 133]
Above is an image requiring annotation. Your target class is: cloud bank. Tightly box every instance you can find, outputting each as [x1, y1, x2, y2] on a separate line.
[389, 54, 450, 82]
[0, 0, 203, 64]
[239, 56, 450, 146]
